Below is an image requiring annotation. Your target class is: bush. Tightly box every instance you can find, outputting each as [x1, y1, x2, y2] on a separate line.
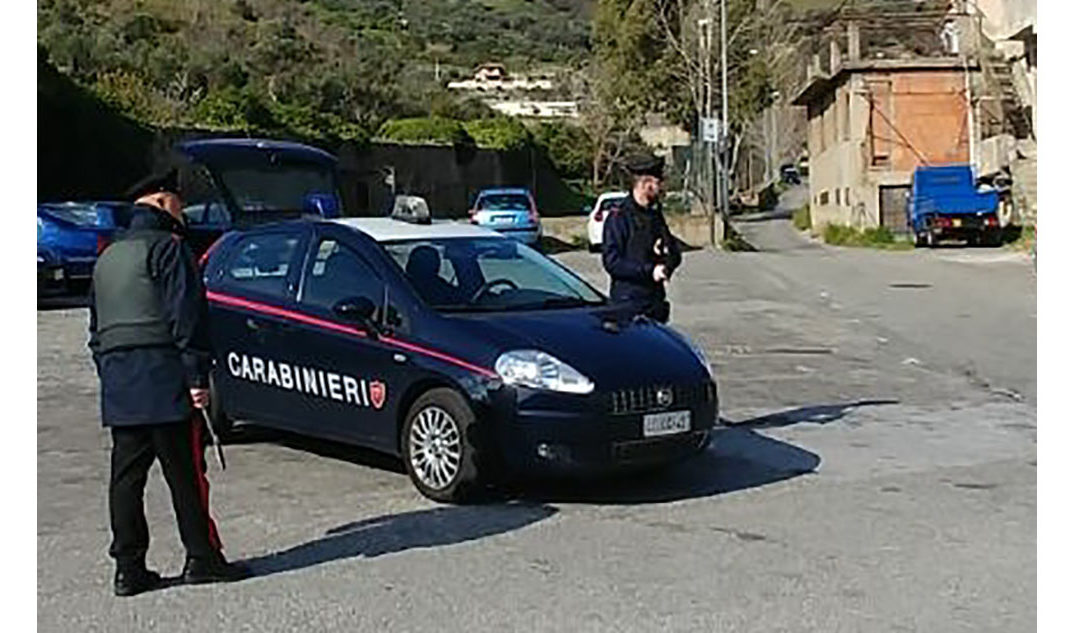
[792, 204, 811, 231]
[463, 117, 532, 151]
[533, 121, 592, 180]
[375, 117, 473, 146]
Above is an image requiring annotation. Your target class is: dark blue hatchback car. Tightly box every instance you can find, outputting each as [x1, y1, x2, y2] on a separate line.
[202, 214, 718, 502]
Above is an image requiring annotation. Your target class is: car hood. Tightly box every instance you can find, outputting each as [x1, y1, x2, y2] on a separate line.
[442, 306, 709, 389]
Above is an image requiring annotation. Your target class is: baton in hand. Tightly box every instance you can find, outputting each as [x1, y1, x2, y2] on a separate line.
[198, 407, 227, 471]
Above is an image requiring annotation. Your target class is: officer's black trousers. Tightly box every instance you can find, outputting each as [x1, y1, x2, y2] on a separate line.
[108, 418, 222, 570]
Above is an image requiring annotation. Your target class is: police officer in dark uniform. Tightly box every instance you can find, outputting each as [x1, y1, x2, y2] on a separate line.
[601, 154, 682, 323]
[89, 170, 248, 596]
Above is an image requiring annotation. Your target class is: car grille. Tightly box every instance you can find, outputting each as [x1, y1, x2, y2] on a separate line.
[612, 431, 708, 462]
[609, 382, 715, 416]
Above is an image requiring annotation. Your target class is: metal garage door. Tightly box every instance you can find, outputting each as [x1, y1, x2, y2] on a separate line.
[879, 185, 911, 233]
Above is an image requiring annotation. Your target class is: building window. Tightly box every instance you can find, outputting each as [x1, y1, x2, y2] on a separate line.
[868, 80, 892, 169]
[819, 190, 829, 205]
[845, 187, 851, 206]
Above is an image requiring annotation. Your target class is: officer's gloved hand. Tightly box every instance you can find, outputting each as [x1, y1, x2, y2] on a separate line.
[652, 265, 668, 283]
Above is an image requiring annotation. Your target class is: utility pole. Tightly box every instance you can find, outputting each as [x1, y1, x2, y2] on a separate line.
[699, 15, 717, 247]
[718, 0, 730, 239]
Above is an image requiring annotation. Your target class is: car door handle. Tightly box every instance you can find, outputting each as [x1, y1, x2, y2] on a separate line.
[245, 317, 266, 331]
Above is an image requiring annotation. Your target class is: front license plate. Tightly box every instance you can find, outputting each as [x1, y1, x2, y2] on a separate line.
[952, 218, 962, 227]
[643, 410, 691, 437]
[52, 269, 64, 280]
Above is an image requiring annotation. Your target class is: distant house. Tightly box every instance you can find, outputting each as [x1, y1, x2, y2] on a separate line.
[792, 56, 977, 232]
[475, 63, 507, 82]
[446, 63, 555, 93]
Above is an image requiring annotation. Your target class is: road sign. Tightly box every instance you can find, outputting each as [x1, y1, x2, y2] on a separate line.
[701, 117, 720, 143]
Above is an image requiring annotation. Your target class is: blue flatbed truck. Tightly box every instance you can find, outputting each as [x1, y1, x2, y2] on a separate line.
[908, 164, 1001, 247]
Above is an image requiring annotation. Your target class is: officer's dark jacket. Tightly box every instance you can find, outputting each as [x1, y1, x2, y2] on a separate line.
[601, 195, 682, 304]
[88, 206, 212, 426]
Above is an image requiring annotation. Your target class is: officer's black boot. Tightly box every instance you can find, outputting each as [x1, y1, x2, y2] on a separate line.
[182, 553, 251, 584]
[114, 566, 162, 597]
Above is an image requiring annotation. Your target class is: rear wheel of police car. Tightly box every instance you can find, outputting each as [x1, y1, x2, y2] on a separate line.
[401, 388, 482, 503]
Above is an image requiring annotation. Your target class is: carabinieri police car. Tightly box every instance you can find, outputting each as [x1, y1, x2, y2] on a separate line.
[202, 199, 718, 502]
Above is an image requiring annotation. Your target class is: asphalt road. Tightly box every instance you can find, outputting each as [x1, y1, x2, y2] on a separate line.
[38, 216, 1035, 632]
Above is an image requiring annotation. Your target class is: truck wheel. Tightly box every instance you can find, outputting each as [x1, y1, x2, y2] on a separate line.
[914, 232, 927, 248]
[926, 232, 936, 248]
[401, 388, 483, 503]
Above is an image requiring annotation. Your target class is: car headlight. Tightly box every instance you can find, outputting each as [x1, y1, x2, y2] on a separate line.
[495, 350, 595, 394]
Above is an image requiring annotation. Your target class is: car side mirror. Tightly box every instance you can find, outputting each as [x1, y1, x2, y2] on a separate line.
[333, 297, 378, 332]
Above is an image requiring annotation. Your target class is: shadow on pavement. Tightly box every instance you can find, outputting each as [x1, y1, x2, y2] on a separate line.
[37, 293, 90, 311]
[509, 426, 820, 505]
[239, 502, 557, 578]
[727, 399, 899, 429]
[226, 425, 407, 474]
[733, 208, 795, 223]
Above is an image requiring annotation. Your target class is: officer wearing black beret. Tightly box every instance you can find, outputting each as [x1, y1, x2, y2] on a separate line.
[601, 154, 682, 323]
[89, 168, 248, 596]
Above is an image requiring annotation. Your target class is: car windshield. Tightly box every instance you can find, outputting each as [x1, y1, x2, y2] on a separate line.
[382, 237, 606, 312]
[217, 163, 340, 214]
[477, 194, 530, 211]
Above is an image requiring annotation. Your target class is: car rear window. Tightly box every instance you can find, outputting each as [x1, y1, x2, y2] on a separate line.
[477, 194, 530, 211]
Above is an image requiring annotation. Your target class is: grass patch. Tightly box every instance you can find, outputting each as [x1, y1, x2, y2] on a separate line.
[821, 223, 914, 250]
[792, 204, 811, 231]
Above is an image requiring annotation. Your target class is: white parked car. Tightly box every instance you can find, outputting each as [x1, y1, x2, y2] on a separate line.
[586, 192, 628, 252]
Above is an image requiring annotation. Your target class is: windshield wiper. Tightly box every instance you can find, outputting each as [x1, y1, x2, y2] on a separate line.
[511, 297, 605, 311]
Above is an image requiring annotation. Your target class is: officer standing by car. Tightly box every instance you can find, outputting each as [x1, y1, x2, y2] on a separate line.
[601, 154, 682, 323]
[89, 169, 248, 596]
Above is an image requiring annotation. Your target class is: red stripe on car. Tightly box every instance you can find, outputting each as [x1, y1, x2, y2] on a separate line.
[205, 291, 498, 379]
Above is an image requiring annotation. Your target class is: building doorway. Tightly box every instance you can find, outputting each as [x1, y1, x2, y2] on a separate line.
[879, 185, 910, 232]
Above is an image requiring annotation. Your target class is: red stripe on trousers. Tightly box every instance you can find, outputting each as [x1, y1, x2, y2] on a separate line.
[190, 416, 223, 552]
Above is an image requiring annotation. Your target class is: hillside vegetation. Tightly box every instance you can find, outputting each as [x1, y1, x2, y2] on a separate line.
[38, 0, 594, 140]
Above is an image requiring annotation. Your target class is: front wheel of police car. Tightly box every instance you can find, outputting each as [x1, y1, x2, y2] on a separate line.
[401, 388, 483, 503]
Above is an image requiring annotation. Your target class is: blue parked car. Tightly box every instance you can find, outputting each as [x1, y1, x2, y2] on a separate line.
[467, 187, 542, 246]
[37, 201, 131, 291]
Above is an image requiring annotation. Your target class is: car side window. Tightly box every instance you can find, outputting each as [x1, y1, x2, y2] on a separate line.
[382, 241, 470, 306]
[220, 232, 301, 300]
[301, 239, 385, 312]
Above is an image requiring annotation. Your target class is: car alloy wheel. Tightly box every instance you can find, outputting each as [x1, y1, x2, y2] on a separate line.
[408, 405, 463, 491]
[401, 387, 484, 503]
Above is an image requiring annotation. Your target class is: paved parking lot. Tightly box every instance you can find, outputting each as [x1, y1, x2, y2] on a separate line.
[38, 225, 1035, 632]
